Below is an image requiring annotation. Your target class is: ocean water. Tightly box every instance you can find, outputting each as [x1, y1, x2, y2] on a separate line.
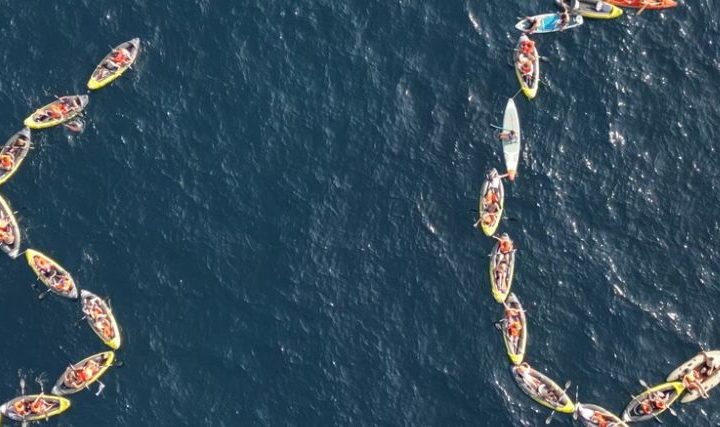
[0, 0, 716, 425]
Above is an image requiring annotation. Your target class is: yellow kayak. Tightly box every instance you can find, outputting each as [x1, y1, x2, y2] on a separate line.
[514, 35, 539, 99]
[81, 289, 122, 349]
[52, 351, 115, 395]
[512, 364, 575, 413]
[0, 193, 21, 259]
[0, 394, 71, 422]
[0, 128, 31, 186]
[88, 38, 141, 90]
[25, 249, 79, 299]
[23, 95, 89, 130]
[501, 293, 527, 365]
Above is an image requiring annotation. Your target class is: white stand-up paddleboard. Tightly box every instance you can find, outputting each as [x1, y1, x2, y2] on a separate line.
[502, 99, 521, 180]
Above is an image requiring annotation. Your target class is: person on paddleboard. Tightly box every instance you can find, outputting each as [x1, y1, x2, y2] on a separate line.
[682, 368, 709, 399]
[701, 351, 720, 377]
[522, 17, 540, 34]
[558, 3, 571, 30]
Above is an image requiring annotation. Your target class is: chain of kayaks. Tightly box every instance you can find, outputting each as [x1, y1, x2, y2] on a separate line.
[478, 1, 719, 425]
[0, 38, 141, 424]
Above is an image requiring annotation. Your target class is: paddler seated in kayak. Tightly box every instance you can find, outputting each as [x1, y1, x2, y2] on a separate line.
[95, 317, 115, 339]
[8, 139, 27, 156]
[111, 47, 132, 66]
[0, 153, 14, 171]
[639, 391, 668, 413]
[52, 275, 73, 293]
[65, 359, 100, 388]
[84, 300, 106, 320]
[0, 228, 15, 246]
[516, 363, 542, 388]
[682, 368, 709, 399]
[516, 55, 534, 77]
[506, 319, 522, 345]
[494, 261, 509, 289]
[12, 400, 29, 417]
[29, 397, 49, 415]
[33, 255, 56, 278]
[0, 217, 11, 232]
[518, 36, 537, 62]
[480, 212, 496, 228]
[494, 233, 514, 254]
[591, 412, 609, 427]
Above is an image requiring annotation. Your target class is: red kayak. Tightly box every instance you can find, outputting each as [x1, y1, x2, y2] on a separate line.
[606, 0, 677, 9]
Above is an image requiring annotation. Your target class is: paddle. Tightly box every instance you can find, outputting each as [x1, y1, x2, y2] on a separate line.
[37, 288, 53, 300]
[638, 380, 677, 416]
[489, 124, 512, 132]
[544, 380, 572, 424]
[75, 315, 88, 327]
[95, 381, 105, 396]
[572, 386, 580, 420]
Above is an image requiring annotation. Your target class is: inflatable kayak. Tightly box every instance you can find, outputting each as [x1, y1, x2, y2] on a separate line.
[23, 95, 89, 130]
[0, 128, 31, 186]
[52, 351, 115, 395]
[515, 13, 584, 34]
[81, 289, 122, 349]
[0, 194, 20, 259]
[512, 364, 575, 413]
[489, 234, 515, 303]
[667, 350, 720, 403]
[502, 98, 521, 178]
[501, 293, 527, 365]
[514, 36, 539, 100]
[606, 0, 677, 9]
[575, 403, 628, 427]
[25, 249, 79, 299]
[622, 381, 684, 422]
[478, 169, 504, 236]
[566, 0, 624, 19]
[0, 395, 71, 422]
[88, 38, 141, 90]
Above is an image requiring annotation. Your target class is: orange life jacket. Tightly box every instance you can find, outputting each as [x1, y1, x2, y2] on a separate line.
[500, 240, 513, 253]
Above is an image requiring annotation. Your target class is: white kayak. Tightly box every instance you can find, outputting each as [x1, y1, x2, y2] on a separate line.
[515, 13, 584, 34]
[667, 350, 720, 403]
[502, 99, 521, 180]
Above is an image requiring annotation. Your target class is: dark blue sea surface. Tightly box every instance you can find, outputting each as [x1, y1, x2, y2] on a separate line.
[0, 0, 717, 425]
